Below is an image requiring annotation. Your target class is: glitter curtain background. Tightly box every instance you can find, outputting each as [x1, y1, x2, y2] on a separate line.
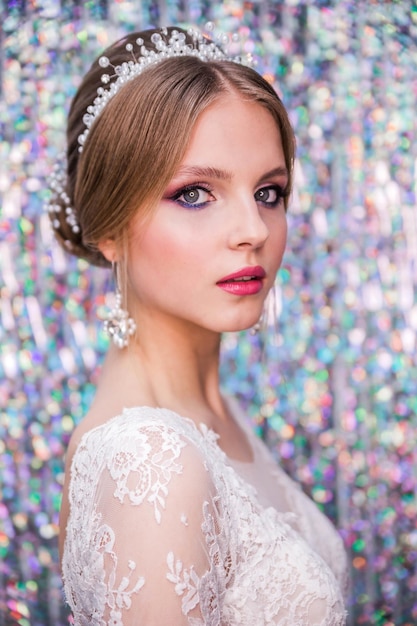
[1, 1, 416, 624]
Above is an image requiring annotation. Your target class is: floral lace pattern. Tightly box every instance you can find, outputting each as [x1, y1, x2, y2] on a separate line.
[63, 407, 347, 625]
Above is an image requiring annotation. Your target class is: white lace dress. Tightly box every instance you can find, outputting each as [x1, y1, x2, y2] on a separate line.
[62, 399, 348, 625]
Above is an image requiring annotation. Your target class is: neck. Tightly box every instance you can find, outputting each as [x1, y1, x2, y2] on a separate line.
[97, 311, 228, 422]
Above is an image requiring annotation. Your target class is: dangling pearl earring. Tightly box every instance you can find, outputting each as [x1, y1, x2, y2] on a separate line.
[250, 320, 262, 335]
[250, 283, 279, 336]
[103, 263, 136, 349]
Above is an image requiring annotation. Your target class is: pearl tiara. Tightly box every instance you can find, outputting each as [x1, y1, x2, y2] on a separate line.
[46, 25, 253, 241]
[78, 26, 249, 153]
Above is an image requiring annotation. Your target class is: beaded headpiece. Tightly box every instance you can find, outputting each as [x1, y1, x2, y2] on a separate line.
[46, 25, 253, 242]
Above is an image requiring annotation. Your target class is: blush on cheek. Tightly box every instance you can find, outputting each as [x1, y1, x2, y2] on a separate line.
[134, 226, 204, 281]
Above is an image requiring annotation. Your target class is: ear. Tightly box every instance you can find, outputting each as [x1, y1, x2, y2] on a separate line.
[98, 239, 118, 263]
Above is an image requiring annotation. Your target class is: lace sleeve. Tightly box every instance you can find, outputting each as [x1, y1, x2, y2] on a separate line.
[63, 415, 225, 626]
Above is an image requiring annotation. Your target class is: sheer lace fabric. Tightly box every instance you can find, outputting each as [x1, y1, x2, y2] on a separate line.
[63, 405, 348, 625]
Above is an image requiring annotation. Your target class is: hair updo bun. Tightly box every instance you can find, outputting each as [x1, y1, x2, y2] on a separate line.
[48, 26, 295, 268]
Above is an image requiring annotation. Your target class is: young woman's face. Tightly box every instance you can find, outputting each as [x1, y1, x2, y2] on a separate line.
[126, 93, 289, 335]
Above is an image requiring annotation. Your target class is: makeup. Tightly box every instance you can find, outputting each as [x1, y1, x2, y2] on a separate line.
[216, 266, 266, 295]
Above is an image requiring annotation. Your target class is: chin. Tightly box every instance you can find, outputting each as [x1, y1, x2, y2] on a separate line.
[218, 316, 261, 334]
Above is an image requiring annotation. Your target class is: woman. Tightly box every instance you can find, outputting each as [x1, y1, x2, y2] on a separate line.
[51, 25, 348, 625]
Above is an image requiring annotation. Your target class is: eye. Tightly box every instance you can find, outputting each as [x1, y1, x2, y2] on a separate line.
[182, 188, 205, 204]
[254, 185, 285, 207]
[170, 185, 214, 209]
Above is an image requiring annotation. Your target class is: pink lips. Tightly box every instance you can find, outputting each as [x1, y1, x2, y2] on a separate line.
[216, 266, 266, 295]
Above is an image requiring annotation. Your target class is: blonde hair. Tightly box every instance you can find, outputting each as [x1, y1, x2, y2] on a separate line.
[52, 27, 295, 268]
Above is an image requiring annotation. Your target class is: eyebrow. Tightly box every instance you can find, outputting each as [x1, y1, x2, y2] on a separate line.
[175, 165, 233, 181]
[258, 167, 289, 183]
[176, 165, 289, 183]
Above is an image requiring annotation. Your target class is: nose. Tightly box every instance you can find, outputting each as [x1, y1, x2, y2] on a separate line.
[227, 196, 269, 249]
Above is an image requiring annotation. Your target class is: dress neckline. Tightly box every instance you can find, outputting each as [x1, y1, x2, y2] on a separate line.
[78, 398, 256, 467]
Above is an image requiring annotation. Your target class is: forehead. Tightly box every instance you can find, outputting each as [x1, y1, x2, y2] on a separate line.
[180, 94, 284, 171]
[192, 93, 280, 137]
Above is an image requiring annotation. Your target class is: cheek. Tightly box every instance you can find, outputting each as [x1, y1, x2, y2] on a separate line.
[279, 215, 288, 247]
[268, 213, 288, 264]
[131, 221, 206, 281]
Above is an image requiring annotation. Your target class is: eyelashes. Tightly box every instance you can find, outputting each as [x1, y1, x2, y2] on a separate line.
[254, 185, 287, 207]
[167, 183, 287, 210]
